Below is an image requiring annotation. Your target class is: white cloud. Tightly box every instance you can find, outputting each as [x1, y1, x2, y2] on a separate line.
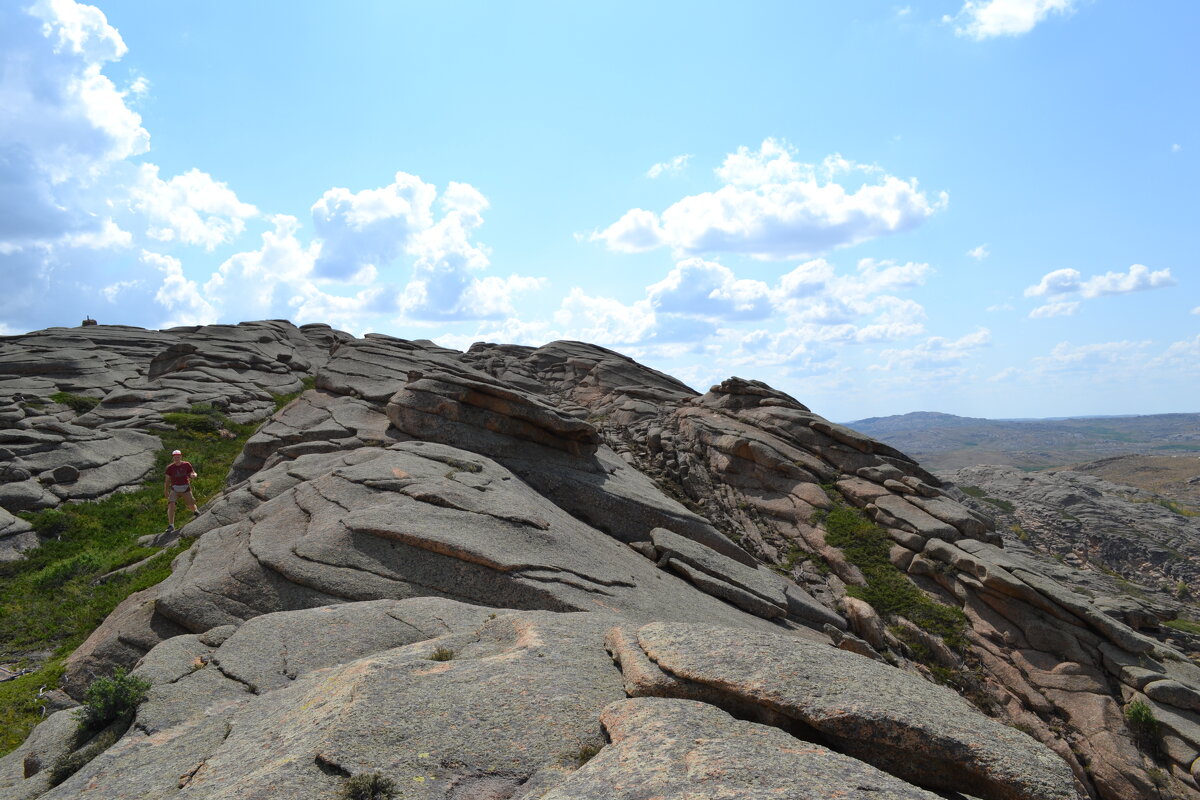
[967, 244, 989, 260]
[145, 250, 218, 327]
[1024, 267, 1081, 297]
[1156, 335, 1200, 369]
[132, 164, 258, 250]
[947, 0, 1077, 40]
[1033, 340, 1151, 374]
[986, 303, 1014, 312]
[1172, 144, 1182, 154]
[874, 328, 991, 373]
[593, 139, 946, 260]
[647, 154, 691, 178]
[988, 367, 1020, 382]
[1192, 306, 1200, 315]
[1029, 300, 1079, 318]
[553, 288, 657, 346]
[592, 208, 665, 253]
[311, 172, 437, 280]
[1079, 264, 1175, 297]
[646, 258, 772, 320]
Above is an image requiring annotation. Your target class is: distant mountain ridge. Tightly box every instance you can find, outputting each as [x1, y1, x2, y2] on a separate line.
[845, 410, 1200, 472]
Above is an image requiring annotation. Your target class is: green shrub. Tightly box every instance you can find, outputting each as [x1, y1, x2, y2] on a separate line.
[342, 772, 396, 800]
[1124, 700, 1159, 751]
[49, 392, 100, 414]
[76, 667, 151, 733]
[428, 647, 455, 662]
[818, 502, 968, 651]
[32, 551, 101, 591]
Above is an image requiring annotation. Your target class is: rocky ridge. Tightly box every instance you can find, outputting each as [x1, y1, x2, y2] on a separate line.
[946, 464, 1200, 641]
[0, 323, 1197, 798]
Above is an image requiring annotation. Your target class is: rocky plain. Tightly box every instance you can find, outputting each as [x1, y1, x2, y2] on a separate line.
[0, 320, 1198, 799]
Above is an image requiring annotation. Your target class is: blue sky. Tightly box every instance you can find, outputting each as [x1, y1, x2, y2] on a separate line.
[2, 0, 1197, 421]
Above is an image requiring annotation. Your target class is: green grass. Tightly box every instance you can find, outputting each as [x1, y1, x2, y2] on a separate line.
[817, 500, 968, 651]
[49, 392, 100, 414]
[1164, 618, 1200, 635]
[0, 410, 260, 756]
[959, 485, 986, 498]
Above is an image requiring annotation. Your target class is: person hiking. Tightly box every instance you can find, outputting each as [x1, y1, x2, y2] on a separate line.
[164, 449, 198, 533]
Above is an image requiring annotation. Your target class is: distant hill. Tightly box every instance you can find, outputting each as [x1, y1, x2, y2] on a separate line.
[844, 411, 1200, 472]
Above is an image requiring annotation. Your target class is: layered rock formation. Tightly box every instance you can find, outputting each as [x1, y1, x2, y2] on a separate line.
[949, 465, 1200, 616]
[1, 323, 1199, 799]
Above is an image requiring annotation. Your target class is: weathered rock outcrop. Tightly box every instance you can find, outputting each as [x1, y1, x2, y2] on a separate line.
[2, 324, 1199, 799]
[0, 321, 348, 541]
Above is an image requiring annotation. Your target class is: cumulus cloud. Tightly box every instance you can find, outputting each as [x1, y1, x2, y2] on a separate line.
[1024, 268, 1081, 297]
[947, 0, 1077, 40]
[647, 154, 691, 178]
[646, 258, 772, 320]
[132, 165, 258, 250]
[1079, 264, 1175, 297]
[145, 250, 218, 328]
[967, 244, 989, 260]
[1029, 300, 1079, 318]
[1023, 264, 1175, 319]
[593, 139, 946, 260]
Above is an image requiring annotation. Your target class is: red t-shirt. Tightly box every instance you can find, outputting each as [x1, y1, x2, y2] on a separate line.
[166, 461, 194, 487]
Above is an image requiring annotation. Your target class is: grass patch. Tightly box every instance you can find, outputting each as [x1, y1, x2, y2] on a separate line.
[49, 392, 100, 414]
[161, 402, 229, 435]
[0, 410, 258, 757]
[959, 485, 986, 498]
[1164, 618, 1200, 635]
[816, 500, 968, 651]
[981, 496, 1015, 514]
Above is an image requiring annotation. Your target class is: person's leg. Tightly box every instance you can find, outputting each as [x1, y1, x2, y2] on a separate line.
[167, 492, 176, 529]
[183, 489, 198, 519]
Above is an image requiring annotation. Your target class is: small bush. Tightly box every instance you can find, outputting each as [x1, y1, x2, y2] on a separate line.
[76, 667, 151, 733]
[428, 647, 455, 662]
[1124, 700, 1159, 751]
[343, 772, 396, 800]
[50, 392, 100, 414]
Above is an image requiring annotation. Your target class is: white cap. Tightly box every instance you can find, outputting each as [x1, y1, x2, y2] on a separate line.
[171, 450, 182, 456]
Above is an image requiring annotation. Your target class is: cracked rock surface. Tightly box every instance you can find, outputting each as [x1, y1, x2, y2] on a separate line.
[3, 326, 1199, 799]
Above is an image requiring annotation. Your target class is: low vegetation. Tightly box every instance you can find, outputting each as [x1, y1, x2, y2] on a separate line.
[816, 492, 969, 651]
[0, 406, 261, 756]
[342, 772, 397, 800]
[49, 392, 100, 414]
[76, 666, 151, 733]
[428, 647, 455, 662]
[45, 668, 152, 786]
[1124, 699, 1160, 753]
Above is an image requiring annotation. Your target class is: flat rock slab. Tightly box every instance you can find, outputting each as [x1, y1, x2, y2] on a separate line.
[541, 697, 945, 800]
[650, 526, 788, 611]
[634, 622, 1083, 800]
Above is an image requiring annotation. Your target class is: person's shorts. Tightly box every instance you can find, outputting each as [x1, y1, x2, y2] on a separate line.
[168, 486, 193, 501]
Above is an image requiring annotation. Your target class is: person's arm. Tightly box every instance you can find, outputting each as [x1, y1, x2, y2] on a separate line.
[164, 471, 170, 497]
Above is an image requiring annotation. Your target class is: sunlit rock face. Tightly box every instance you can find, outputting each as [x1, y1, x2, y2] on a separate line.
[1, 322, 1198, 799]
